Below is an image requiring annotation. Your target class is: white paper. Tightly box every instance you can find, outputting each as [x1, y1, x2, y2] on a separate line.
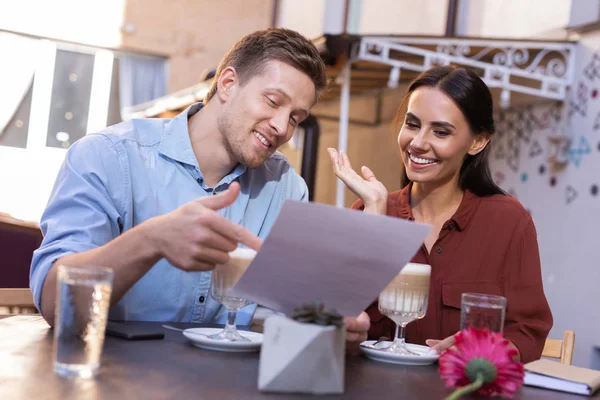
[231, 200, 431, 317]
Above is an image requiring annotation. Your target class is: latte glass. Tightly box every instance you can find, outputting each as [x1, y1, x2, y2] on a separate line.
[378, 263, 431, 354]
[208, 248, 256, 342]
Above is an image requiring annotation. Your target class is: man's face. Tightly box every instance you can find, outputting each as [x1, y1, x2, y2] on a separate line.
[217, 60, 317, 168]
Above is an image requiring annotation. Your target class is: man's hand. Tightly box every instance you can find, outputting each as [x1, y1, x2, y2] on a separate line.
[145, 182, 262, 271]
[344, 312, 370, 354]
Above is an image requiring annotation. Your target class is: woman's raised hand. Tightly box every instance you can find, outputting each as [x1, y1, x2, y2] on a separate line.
[327, 148, 388, 215]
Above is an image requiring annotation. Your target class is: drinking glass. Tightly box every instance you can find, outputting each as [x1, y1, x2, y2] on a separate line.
[378, 263, 431, 354]
[460, 292, 507, 333]
[208, 248, 256, 342]
[53, 265, 113, 378]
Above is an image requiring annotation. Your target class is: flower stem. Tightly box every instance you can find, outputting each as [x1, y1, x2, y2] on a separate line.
[444, 373, 484, 400]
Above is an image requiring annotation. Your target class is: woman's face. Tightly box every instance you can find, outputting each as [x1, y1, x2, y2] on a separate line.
[397, 87, 489, 188]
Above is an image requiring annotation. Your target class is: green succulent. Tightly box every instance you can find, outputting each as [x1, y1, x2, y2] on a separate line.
[291, 301, 344, 327]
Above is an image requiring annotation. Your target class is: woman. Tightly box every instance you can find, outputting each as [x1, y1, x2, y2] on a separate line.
[328, 66, 552, 363]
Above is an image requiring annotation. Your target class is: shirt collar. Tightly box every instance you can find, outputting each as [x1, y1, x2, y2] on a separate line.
[157, 102, 248, 185]
[397, 184, 413, 220]
[215, 163, 247, 190]
[396, 183, 480, 231]
[449, 190, 479, 230]
[157, 102, 204, 167]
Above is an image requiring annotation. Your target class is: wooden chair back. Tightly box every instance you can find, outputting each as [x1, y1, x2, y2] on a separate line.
[542, 330, 575, 365]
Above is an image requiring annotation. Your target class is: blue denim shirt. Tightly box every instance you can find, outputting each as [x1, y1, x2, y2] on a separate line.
[30, 103, 307, 324]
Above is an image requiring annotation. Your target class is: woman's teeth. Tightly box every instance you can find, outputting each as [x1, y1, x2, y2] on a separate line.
[409, 153, 436, 165]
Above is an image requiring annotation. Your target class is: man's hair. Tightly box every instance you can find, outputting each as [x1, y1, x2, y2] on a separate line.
[204, 28, 328, 103]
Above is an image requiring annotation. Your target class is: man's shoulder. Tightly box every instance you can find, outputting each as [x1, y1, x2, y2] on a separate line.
[91, 117, 168, 147]
[249, 152, 307, 198]
[264, 151, 294, 167]
[256, 152, 300, 179]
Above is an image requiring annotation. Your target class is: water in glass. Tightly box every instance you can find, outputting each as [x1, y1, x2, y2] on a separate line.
[460, 293, 506, 333]
[53, 266, 113, 378]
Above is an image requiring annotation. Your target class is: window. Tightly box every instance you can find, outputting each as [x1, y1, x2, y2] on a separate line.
[0, 37, 167, 152]
[46, 49, 95, 149]
[0, 84, 33, 148]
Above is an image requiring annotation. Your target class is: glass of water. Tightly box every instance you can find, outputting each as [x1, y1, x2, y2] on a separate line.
[460, 292, 507, 333]
[53, 265, 113, 378]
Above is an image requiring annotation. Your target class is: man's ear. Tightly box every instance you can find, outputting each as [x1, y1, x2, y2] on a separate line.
[216, 66, 237, 102]
[468, 132, 492, 156]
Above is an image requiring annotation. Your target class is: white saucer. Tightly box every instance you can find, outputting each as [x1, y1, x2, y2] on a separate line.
[359, 341, 439, 366]
[182, 328, 263, 352]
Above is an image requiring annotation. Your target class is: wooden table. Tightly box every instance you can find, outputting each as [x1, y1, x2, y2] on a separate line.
[0, 315, 595, 399]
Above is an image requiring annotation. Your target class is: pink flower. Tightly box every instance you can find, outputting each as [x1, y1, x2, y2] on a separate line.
[439, 329, 524, 399]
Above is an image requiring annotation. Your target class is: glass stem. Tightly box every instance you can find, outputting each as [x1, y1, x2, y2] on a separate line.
[392, 323, 400, 347]
[398, 323, 406, 347]
[392, 322, 407, 349]
[224, 309, 237, 335]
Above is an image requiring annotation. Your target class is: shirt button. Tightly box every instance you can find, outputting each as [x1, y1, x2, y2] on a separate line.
[196, 177, 202, 184]
[435, 247, 442, 254]
[199, 296, 205, 303]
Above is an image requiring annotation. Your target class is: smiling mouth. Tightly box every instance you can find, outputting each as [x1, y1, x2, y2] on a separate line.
[408, 151, 439, 165]
[254, 131, 272, 148]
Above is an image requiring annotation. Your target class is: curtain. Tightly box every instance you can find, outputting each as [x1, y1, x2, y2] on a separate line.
[118, 54, 168, 118]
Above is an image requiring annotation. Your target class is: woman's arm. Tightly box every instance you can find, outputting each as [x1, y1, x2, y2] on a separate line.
[502, 217, 553, 363]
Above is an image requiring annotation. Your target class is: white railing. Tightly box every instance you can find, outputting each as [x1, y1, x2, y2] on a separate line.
[353, 37, 576, 103]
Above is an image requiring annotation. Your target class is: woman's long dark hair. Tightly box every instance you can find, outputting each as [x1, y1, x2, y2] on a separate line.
[397, 66, 505, 197]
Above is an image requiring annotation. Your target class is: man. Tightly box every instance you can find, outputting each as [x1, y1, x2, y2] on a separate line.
[30, 28, 368, 344]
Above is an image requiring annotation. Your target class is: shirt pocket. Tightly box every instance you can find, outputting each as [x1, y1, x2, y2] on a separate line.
[441, 281, 502, 337]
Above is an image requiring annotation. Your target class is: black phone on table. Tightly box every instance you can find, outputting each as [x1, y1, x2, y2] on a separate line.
[105, 321, 165, 340]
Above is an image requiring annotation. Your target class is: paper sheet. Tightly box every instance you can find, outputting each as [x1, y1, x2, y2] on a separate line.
[231, 200, 431, 317]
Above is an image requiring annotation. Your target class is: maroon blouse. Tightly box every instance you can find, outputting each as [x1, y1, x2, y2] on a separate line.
[354, 185, 553, 363]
